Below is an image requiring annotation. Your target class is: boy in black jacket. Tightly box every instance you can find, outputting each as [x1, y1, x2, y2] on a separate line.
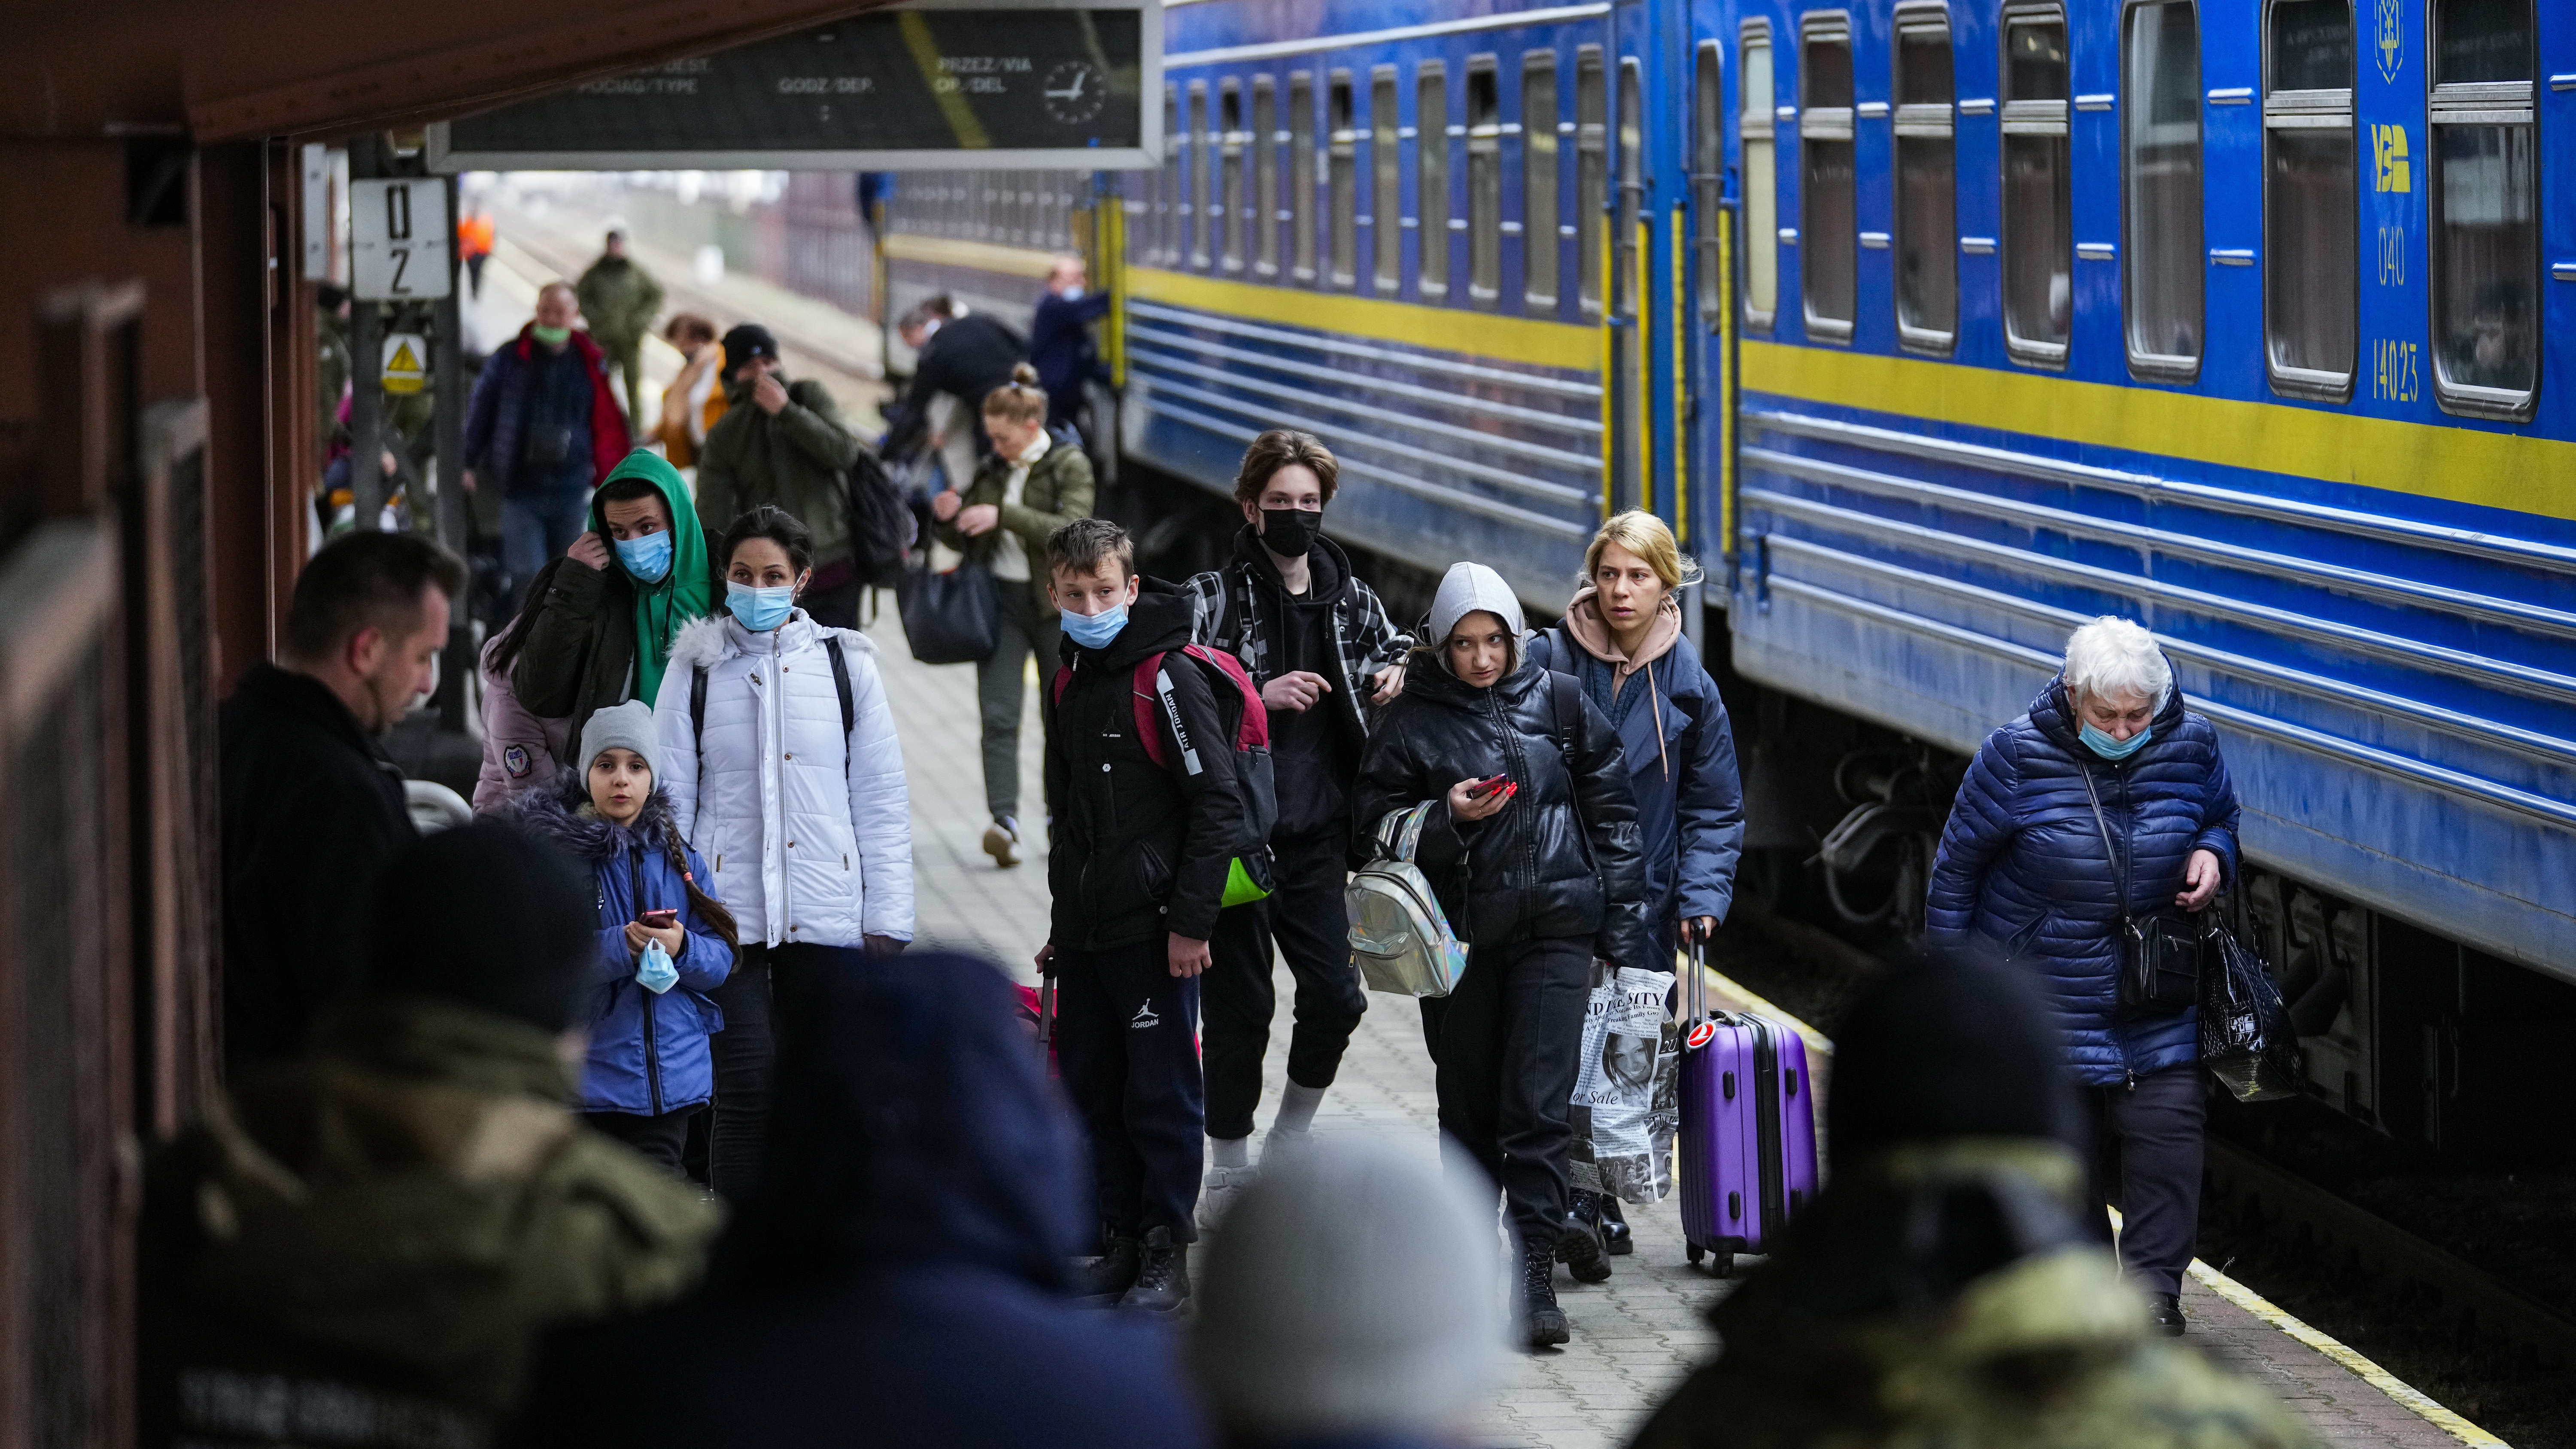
[1039, 518, 1246, 1315]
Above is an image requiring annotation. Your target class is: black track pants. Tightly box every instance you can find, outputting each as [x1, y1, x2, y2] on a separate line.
[1418, 934, 1591, 1252]
[2086, 1062, 2208, 1298]
[1054, 939, 1206, 1241]
[1202, 829, 1369, 1141]
[582, 1105, 705, 1178]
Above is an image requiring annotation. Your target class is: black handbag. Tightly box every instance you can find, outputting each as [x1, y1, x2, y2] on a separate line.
[2078, 767, 2206, 1013]
[896, 560, 999, 665]
[2199, 922, 2303, 1102]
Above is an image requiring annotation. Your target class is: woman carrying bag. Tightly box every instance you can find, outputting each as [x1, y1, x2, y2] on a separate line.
[657, 505, 915, 1201]
[1527, 511, 1745, 1272]
[1351, 562, 1653, 1352]
[1924, 616, 2239, 1337]
[928, 363, 1095, 868]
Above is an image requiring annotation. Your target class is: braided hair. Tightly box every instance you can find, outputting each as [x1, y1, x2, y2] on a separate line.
[657, 817, 739, 962]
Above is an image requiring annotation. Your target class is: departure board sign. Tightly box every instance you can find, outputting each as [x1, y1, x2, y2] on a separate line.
[427, 0, 1159, 171]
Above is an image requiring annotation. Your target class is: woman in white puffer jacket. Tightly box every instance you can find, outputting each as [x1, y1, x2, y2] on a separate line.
[656, 503, 914, 1197]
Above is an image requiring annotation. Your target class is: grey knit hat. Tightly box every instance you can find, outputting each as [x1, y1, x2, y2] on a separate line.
[577, 699, 659, 784]
[1192, 1139, 1505, 1438]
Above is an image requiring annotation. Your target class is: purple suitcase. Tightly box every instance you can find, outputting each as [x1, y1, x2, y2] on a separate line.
[1677, 943, 1820, 1275]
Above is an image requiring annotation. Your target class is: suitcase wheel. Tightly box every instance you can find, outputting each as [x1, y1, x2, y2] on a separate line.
[1713, 1251, 1736, 1279]
[1686, 1242, 1703, 1267]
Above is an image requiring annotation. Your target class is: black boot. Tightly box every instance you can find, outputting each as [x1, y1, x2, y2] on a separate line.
[2148, 1292, 2187, 1336]
[1557, 1197, 1612, 1284]
[1522, 1241, 1570, 1350]
[1600, 1196, 1634, 1256]
[1120, 1226, 1192, 1315]
[1071, 1231, 1142, 1305]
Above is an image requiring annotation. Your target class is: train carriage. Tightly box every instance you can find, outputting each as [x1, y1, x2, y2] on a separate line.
[883, 0, 2576, 1147]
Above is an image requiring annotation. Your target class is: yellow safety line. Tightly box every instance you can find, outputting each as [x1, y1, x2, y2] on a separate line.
[1124, 266, 1600, 370]
[1693, 945, 2500, 1449]
[1636, 216, 1654, 513]
[1670, 204, 1689, 544]
[879, 233, 1063, 278]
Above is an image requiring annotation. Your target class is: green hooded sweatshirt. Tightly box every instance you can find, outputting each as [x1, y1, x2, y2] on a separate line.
[598, 451, 712, 705]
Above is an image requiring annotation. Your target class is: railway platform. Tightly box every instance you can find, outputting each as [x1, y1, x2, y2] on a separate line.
[862, 603, 2476, 1449]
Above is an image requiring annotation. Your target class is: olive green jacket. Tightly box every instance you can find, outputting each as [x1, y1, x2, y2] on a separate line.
[162, 998, 722, 1412]
[696, 376, 865, 566]
[931, 438, 1095, 612]
[574, 256, 665, 348]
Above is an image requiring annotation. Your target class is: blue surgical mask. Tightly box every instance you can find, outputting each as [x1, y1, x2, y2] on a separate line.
[614, 529, 673, 583]
[1060, 603, 1128, 651]
[2079, 721, 2152, 760]
[636, 939, 679, 994]
[726, 581, 796, 632]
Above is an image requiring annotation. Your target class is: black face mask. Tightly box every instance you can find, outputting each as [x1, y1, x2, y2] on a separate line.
[1259, 506, 1321, 559]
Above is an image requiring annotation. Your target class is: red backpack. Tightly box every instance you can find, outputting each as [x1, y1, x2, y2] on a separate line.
[1053, 644, 1277, 906]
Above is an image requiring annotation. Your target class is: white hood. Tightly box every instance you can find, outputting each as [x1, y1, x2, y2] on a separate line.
[1426, 562, 1526, 674]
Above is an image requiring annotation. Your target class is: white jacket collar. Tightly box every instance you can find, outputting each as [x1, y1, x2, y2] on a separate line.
[667, 610, 875, 673]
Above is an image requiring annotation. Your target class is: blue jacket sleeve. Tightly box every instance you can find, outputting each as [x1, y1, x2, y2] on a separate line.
[592, 921, 638, 985]
[1925, 726, 2023, 947]
[1674, 679, 1746, 926]
[2191, 726, 2243, 887]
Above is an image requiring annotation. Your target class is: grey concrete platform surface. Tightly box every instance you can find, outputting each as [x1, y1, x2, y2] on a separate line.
[860, 605, 2476, 1449]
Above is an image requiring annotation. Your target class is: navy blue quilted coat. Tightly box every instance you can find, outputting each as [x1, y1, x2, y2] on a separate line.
[1924, 673, 2242, 1087]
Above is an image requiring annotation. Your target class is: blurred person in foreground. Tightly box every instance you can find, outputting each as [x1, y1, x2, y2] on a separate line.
[143, 825, 723, 1449]
[1194, 1138, 1505, 1449]
[693, 323, 870, 629]
[1628, 946, 2316, 1449]
[1924, 616, 2239, 1335]
[513, 952, 1209, 1449]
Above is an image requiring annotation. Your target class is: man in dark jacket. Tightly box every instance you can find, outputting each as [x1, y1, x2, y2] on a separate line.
[219, 530, 465, 1073]
[883, 297, 1027, 474]
[1029, 256, 1111, 433]
[1039, 519, 1247, 1316]
[1182, 431, 1409, 1224]
[692, 323, 867, 627]
[145, 825, 723, 1449]
[513, 952, 1212, 1449]
[461, 282, 633, 602]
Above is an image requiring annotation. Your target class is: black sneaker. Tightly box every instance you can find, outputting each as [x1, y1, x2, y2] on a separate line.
[1522, 1242, 1570, 1350]
[1119, 1227, 1191, 1316]
[1557, 1211, 1613, 1284]
[2149, 1292, 2187, 1337]
[1071, 1232, 1142, 1304]
[1600, 1197, 1634, 1256]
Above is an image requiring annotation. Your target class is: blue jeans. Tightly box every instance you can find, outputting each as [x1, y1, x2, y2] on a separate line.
[502, 478, 594, 605]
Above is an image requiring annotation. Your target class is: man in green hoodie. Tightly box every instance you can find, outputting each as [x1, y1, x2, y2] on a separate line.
[694, 323, 867, 627]
[512, 450, 715, 747]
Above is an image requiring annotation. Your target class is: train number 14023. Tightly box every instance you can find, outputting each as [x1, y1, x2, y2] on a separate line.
[2372, 339, 2421, 403]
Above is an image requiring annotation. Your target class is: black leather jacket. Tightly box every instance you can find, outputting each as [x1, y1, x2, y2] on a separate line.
[1353, 651, 1654, 968]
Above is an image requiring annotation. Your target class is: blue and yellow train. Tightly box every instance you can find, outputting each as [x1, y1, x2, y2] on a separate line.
[884, 0, 2576, 1149]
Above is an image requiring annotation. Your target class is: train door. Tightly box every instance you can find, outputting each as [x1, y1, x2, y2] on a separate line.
[1688, 1, 1749, 588]
[1612, 0, 1695, 546]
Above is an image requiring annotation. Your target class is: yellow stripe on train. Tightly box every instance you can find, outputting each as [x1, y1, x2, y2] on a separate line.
[1125, 267, 1601, 373]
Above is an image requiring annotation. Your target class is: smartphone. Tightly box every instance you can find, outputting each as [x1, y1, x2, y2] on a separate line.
[639, 908, 680, 925]
[1469, 773, 1511, 799]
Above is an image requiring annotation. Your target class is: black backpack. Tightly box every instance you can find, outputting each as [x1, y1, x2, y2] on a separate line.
[845, 446, 914, 589]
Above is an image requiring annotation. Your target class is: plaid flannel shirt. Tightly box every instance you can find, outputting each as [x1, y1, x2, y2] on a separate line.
[1183, 557, 1413, 737]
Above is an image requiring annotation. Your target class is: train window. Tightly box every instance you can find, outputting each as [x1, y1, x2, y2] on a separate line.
[1524, 55, 1560, 309]
[1291, 73, 1316, 284]
[2001, 4, 2071, 365]
[2123, 1, 2202, 379]
[1161, 85, 1181, 265]
[1893, 6, 1957, 350]
[1617, 57, 1644, 324]
[2429, 0, 2537, 417]
[1373, 67, 1400, 294]
[1577, 47, 1607, 315]
[1419, 64, 1450, 299]
[2263, 0, 2354, 399]
[1254, 76, 1279, 278]
[1189, 82, 1212, 269]
[1741, 24, 1778, 329]
[1801, 15, 1857, 341]
[1694, 43, 1723, 324]
[1221, 80, 1247, 273]
[1330, 73, 1358, 289]
[1469, 58, 1502, 304]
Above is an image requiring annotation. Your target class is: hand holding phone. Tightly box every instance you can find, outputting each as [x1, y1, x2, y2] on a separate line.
[1468, 773, 1510, 799]
[639, 908, 680, 925]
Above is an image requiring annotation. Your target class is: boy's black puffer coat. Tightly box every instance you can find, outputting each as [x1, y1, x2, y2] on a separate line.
[1353, 651, 1655, 969]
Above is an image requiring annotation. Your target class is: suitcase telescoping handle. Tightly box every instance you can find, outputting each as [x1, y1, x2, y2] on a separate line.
[1687, 936, 1706, 1026]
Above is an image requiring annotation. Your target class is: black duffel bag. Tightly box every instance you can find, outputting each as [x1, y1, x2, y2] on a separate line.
[2199, 921, 2302, 1102]
[896, 560, 999, 665]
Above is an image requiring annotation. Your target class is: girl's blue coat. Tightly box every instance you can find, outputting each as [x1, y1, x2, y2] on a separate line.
[517, 779, 733, 1114]
[1925, 675, 2242, 1087]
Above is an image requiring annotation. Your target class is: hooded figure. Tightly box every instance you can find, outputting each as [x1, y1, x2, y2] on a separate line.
[510, 451, 714, 746]
[1629, 946, 2316, 1449]
[511, 953, 1211, 1449]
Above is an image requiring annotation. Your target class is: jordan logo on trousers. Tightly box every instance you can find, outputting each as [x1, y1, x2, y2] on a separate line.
[1130, 1002, 1160, 1030]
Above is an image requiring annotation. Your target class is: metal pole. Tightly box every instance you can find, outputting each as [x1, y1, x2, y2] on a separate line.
[346, 136, 384, 530]
[433, 172, 475, 733]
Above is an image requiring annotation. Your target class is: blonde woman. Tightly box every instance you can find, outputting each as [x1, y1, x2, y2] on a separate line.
[1528, 511, 1745, 1272]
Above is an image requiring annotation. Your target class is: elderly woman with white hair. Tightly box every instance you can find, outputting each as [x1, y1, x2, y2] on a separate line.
[1925, 616, 2240, 1339]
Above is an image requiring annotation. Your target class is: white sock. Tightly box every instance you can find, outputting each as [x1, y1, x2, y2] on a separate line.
[1210, 1135, 1251, 1170]
[1271, 1081, 1327, 1136]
